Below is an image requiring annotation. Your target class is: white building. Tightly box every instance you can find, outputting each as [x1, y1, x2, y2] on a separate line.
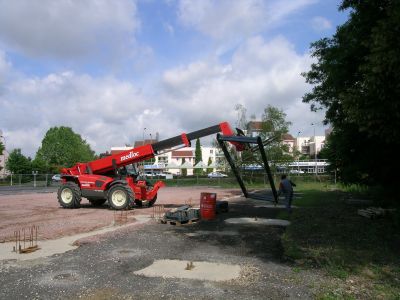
[296, 135, 325, 157]
[0, 130, 10, 178]
[110, 146, 222, 175]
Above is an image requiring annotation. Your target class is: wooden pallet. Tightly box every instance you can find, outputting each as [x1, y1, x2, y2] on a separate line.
[160, 218, 200, 226]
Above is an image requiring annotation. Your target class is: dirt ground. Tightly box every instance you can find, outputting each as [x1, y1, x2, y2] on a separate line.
[0, 187, 241, 242]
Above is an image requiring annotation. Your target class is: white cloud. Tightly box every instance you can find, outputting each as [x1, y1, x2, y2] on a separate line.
[0, 0, 139, 59]
[311, 16, 332, 31]
[178, 0, 267, 40]
[0, 33, 326, 157]
[177, 0, 316, 43]
[0, 68, 179, 156]
[161, 35, 321, 135]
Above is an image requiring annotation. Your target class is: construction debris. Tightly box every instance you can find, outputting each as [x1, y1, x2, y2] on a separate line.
[162, 205, 200, 225]
[151, 204, 165, 221]
[13, 225, 40, 254]
[357, 207, 396, 219]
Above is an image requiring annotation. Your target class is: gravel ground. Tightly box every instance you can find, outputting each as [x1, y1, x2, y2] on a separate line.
[0, 186, 240, 241]
[0, 189, 327, 299]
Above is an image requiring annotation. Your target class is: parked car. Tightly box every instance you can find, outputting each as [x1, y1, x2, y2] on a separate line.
[289, 170, 305, 174]
[144, 171, 173, 179]
[52, 174, 62, 182]
[207, 172, 228, 178]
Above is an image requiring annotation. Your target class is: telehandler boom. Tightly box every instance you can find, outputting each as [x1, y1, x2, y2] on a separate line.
[57, 122, 245, 210]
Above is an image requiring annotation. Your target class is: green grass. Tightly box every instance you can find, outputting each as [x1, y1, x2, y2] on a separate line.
[281, 182, 400, 299]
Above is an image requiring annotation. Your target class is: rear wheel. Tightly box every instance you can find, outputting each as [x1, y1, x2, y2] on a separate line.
[88, 198, 106, 207]
[57, 182, 81, 208]
[108, 184, 134, 210]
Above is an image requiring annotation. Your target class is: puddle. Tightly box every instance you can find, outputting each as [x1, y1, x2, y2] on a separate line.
[134, 259, 241, 281]
[224, 218, 291, 227]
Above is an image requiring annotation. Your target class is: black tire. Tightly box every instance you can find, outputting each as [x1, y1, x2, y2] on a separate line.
[107, 184, 134, 210]
[88, 198, 106, 207]
[57, 182, 81, 209]
[134, 200, 143, 207]
[148, 195, 157, 207]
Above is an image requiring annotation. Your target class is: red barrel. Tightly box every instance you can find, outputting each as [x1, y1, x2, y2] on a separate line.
[200, 192, 217, 220]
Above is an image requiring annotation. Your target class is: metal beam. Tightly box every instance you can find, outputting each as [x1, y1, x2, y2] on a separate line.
[216, 134, 248, 198]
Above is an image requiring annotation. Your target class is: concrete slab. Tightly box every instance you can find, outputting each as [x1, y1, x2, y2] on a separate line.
[254, 205, 298, 209]
[185, 230, 239, 237]
[0, 216, 151, 261]
[225, 218, 291, 227]
[134, 259, 241, 282]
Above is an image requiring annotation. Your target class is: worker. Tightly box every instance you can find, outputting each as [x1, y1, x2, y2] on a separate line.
[278, 174, 296, 213]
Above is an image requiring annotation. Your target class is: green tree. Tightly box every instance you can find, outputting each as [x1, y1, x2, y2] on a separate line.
[194, 139, 202, 175]
[181, 158, 187, 177]
[302, 0, 400, 186]
[31, 156, 50, 173]
[0, 141, 5, 172]
[0, 141, 4, 155]
[207, 157, 213, 174]
[242, 105, 292, 172]
[6, 149, 32, 174]
[35, 126, 95, 172]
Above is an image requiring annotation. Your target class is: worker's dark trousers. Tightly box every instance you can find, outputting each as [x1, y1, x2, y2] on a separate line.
[284, 191, 293, 213]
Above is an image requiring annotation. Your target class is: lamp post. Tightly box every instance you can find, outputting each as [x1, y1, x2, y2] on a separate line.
[143, 127, 147, 145]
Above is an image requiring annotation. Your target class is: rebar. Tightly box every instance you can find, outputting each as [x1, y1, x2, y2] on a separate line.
[12, 225, 39, 254]
[151, 204, 165, 221]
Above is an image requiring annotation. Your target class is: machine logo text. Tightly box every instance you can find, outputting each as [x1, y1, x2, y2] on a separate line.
[120, 151, 140, 162]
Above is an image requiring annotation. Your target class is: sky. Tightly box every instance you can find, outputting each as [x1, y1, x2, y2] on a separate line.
[0, 0, 348, 157]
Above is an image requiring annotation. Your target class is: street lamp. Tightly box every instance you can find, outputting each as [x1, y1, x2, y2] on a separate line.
[143, 127, 147, 145]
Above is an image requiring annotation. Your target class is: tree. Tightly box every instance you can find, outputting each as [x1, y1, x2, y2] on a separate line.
[181, 158, 187, 176]
[0, 141, 4, 155]
[35, 126, 95, 172]
[0, 141, 4, 172]
[215, 104, 292, 174]
[207, 157, 213, 174]
[241, 105, 292, 172]
[194, 139, 202, 175]
[302, 0, 400, 186]
[6, 149, 32, 174]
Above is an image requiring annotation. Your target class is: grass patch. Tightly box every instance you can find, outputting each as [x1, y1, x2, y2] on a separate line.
[282, 182, 400, 298]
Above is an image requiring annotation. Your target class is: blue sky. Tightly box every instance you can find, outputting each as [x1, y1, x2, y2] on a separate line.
[0, 0, 348, 157]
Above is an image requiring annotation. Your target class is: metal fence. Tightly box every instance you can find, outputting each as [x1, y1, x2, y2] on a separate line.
[0, 174, 59, 187]
[0, 172, 335, 188]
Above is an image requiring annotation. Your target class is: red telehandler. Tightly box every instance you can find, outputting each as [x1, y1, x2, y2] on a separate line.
[57, 122, 247, 210]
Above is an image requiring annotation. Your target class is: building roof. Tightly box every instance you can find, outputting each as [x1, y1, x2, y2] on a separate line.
[134, 139, 157, 148]
[247, 121, 263, 131]
[171, 150, 194, 157]
[282, 133, 295, 141]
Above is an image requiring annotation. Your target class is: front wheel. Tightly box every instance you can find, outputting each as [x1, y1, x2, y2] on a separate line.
[57, 182, 81, 208]
[108, 184, 134, 210]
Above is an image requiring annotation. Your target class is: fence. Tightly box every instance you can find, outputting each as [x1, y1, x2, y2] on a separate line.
[0, 174, 59, 187]
[0, 172, 335, 188]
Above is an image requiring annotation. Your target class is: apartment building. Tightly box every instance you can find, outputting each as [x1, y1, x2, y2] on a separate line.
[0, 130, 9, 178]
[110, 145, 221, 175]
